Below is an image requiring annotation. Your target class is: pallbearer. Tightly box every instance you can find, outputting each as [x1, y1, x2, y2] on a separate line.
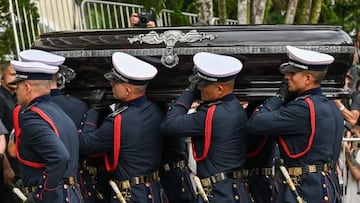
[11, 60, 81, 203]
[161, 52, 251, 202]
[79, 52, 164, 203]
[246, 46, 343, 202]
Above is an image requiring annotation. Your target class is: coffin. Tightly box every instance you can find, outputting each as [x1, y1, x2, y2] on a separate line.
[32, 25, 354, 106]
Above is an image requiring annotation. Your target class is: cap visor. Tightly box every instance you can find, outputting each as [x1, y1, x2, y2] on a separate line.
[104, 72, 118, 82]
[279, 64, 303, 74]
[188, 73, 201, 83]
[8, 77, 26, 85]
[188, 73, 212, 85]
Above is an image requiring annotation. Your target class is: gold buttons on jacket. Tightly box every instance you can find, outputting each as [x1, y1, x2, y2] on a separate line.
[234, 195, 240, 200]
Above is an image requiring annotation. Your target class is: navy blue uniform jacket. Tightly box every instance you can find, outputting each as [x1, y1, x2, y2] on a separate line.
[79, 95, 164, 181]
[161, 90, 248, 178]
[246, 87, 343, 202]
[17, 95, 79, 201]
[50, 89, 88, 130]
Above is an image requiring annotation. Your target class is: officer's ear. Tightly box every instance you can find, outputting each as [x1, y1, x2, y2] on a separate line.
[303, 72, 313, 85]
[23, 82, 36, 93]
[124, 85, 132, 96]
[216, 83, 224, 95]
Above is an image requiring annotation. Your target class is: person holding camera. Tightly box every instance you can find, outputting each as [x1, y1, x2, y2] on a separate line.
[130, 12, 156, 28]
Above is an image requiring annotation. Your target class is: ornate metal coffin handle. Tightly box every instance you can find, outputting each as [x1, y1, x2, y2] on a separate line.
[128, 30, 216, 68]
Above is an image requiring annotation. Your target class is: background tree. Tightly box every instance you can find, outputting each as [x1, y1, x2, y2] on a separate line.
[285, 0, 298, 24]
[217, 0, 227, 24]
[296, 0, 312, 24]
[321, 0, 360, 35]
[237, 0, 248, 24]
[309, 0, 322, 24]
[0, 0, 38, 62]
[251, 0, 267, 24]
[165, 0, 193, 26]
[195, 0, 214, 25]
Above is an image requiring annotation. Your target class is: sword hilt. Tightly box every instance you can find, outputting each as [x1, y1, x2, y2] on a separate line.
[9, 183, 27, 202]
[193, 175, 209, 202]
[279, 166, 306, 203]
[109, 180, 126, 203]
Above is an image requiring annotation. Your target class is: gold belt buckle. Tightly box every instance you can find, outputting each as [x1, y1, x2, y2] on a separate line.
[121, 180, 131, 189]
[68, 176, 75, 185]
[308, 165, 317, 173]
[289, 167, 302, 176]
[87, 166, 97, 175]
[200, 178, 211, 187]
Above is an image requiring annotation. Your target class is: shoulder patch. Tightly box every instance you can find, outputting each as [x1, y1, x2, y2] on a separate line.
[22, 102, 39, 113]
[295, 94, 310, 101]
[207, 101, 222, 107]
[107, 106, 128, 118]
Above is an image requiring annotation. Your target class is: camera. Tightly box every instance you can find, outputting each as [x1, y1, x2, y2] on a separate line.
[135, 12, 153, 27]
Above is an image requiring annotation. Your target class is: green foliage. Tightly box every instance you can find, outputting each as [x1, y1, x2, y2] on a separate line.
[318, 3, 339, 25]
[264, 0, 285, 24]
[335, 0, 360, 35]
[317, 0, 360, 35]
[213, 0, 238, 20]
[0, 0, 39, 62]
[165, 0, 191, 26]
[226, 0, 239, 20]
[0, 0, 11, 62]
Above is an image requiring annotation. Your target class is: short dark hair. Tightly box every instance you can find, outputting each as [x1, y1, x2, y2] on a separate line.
[0, 62, 10, 76]
[303, 70, 327, 84]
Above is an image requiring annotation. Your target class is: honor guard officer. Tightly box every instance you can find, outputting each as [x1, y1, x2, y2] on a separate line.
[161, 52, 251, 202]
[10, 60, 82, 203]
[18, 49, 100, 203]
[79, 52, 164, 203]
[19, 49, 89, 130]
[246, 46, 343, 203]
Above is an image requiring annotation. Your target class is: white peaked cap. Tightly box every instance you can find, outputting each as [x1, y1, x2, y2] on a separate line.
[279, 46, 334, 73]
[192, 52, 243, 82]
[104, 52, 158, 85]
[19, 49, 65, 66]
[9, 60, 59, 84]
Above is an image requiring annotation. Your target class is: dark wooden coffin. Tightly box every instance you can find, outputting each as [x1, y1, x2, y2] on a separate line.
[32, 25, 354, 105]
